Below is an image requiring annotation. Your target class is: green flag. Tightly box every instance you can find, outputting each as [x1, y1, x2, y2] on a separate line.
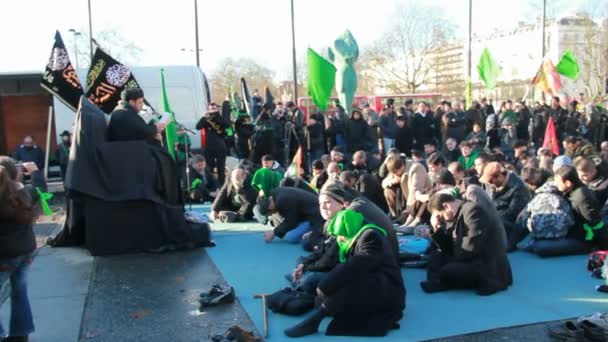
[556, 49, 579, 80]
[307, 48, 336, 110]
[160, 68, 178, 159]
[477, 48, 501, 89]
[36, 187, 54, 216]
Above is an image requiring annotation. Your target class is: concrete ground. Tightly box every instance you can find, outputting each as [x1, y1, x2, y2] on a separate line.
[0, 215, 579, 341]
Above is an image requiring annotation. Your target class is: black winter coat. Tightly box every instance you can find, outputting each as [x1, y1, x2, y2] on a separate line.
[431, 199, 513, 295]
[270, 187, 324, 238]
[196, 112, 229, 152]
[107, 103, 157, 143]
[317, 229, 405, 336]
[211, 179, 258, 220]
[566, 184, 604, 243]
[345, 117, 370, 153]
[411, 113, 437, 147]
[492, 173, 530, 224]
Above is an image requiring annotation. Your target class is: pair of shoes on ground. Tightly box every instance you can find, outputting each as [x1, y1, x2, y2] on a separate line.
[199, 284, 235, 311]
[211, 325, 260, 342]
[0, 336, 28, 342]
[549, 316, 608, 341]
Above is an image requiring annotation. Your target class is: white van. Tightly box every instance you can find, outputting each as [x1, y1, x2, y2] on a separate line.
[53, 65, 209, 149]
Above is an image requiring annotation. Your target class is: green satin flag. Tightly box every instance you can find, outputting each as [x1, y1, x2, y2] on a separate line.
[160, 68, 178, 159]
[477, 48, 501, 89]
[307, 48, 336, 111]
[556, 50, 579, 80]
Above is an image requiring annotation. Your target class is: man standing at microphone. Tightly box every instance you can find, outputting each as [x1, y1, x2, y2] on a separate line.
[196, 103, 230, 186]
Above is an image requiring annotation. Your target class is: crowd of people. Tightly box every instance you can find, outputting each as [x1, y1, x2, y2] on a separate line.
[188, 93, 608, 337]
[4, 88, 608, 339]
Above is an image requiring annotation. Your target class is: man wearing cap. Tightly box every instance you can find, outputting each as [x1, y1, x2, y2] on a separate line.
[55, 130, 72, 181]
[563, 136, 595, 160]
[259, 187, 324, 250]
[107, 88, 166, 144]
[289, 183, 399, 295]
[479, 161, 530, 251]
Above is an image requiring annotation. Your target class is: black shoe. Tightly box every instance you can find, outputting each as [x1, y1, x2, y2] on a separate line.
[547, 321, 585, 341]
[1, 336, 28, 342]
[199, 286, 235, 310]
[580, 320, 608, 342]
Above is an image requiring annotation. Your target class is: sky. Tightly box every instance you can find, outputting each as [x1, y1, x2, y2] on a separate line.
[0, 0, 604, 80]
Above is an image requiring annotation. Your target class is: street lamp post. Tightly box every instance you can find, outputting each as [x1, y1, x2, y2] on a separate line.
[290, 0, 298, 101]
[88, 0, 93, 60]
[68, 29, 81, 69]
[194, 0, 200, 67]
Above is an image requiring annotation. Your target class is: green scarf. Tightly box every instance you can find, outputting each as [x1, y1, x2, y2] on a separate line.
[326, 209, 387, 262]
[584, 221, 605, 241]
[458, 150, 479, 170]
[251, 167, 283, 197]
[36, 187, 54, 216]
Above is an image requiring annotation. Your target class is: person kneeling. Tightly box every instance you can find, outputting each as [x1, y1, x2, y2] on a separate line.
[284, 209, 405, 337]
[422, 192, 512, 296]
[257, 187, 324, 250]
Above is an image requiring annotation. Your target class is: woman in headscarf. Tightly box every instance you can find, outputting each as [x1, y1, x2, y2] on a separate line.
[284, 209, 405, 338]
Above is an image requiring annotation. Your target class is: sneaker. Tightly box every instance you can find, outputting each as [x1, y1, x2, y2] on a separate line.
[199, 286, 235, 310]
[579, 320, 608, 342]
[547, 321, 585, 341]
[577, 313, 608, 330]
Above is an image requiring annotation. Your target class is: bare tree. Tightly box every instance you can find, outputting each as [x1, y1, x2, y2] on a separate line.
[358, 1, 454, 94]
[73, 28, 143, 67]
[209, 57, 277, 103]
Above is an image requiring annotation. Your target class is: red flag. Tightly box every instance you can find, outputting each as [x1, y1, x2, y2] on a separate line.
[543, 116, 560, 156]
[532, 58, 562, 97]
[285, 146, 303, 178]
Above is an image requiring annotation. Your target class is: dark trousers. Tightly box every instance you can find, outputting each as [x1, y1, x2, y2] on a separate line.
[427, 250, 480, 290]
[205, 148, 226, 187]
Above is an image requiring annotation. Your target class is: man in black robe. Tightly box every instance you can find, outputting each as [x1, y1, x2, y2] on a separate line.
[106, 88, 165, 144]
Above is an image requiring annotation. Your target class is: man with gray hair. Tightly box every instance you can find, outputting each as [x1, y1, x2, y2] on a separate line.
[211, 168, 257, 223]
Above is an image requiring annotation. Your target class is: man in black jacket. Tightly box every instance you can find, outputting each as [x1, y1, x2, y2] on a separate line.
[555, 165, 608, 251]
[412, 102, 438, 150]
[188, 155, 219, 203]
[576, 157, 608, 205]
[479, 162, 530, 250]
[107, 88, 165, 144]
[423, 192, 512, 295]
[258, 187, 324, 249]
[196, 103, 230, 186]
[211, 168, 257, 222]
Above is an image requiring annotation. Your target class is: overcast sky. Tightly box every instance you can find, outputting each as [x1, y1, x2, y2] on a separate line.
[0, 0, 603, 80]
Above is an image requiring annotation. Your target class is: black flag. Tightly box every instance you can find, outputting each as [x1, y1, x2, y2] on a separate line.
[264, 86, 276, 113]
[41, 31, 84, 112]
[240, 78, 251, 114]
[85, 48, 146, 114]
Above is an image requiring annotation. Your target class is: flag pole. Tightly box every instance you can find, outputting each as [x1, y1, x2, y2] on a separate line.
[194, 0, 200, 67]
[290, 0, 298, 102]
[44, 105, 53, 181]
[466, 0, 472, 109]
[540, 0, 547, 103]
[88, 0, 93, 62]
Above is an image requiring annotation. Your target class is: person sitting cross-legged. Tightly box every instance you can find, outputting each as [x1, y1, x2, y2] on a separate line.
[284, 209, 406, 338]
[421, 192, 513, 296]
[258, 187, 325, 250]
[211, 168, 257, 223]
[552, 165, 608, 254]
[478, 162, 530, 251]
[188, 155, 219, 203]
